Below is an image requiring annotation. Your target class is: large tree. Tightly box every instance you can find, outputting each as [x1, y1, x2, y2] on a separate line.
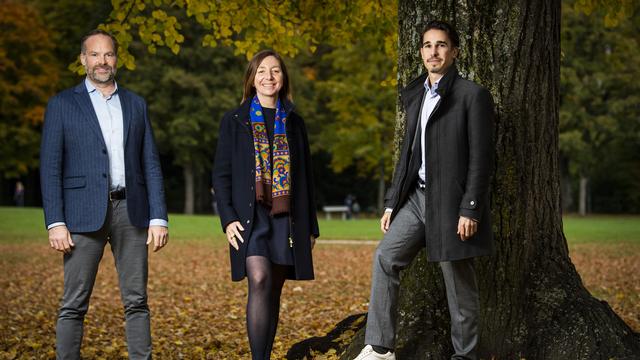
[293, 1, 640, 359]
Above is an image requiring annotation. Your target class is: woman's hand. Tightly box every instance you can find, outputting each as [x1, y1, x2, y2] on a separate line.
[225, 221, 245, 250]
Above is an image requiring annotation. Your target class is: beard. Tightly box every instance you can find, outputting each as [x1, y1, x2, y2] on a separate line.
[427, 59, 445, 73]
[87, 65, 116, 84]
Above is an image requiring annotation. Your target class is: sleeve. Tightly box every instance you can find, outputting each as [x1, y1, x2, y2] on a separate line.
[212, 112, 240, 232]
[384, 126, 411, 209]
[40, 96, 66, 228]
[141, 99, 168, 222]
[299, 116, 320, 238]
[459, 88, 495, 221]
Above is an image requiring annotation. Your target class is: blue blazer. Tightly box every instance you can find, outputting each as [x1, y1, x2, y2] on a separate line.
[40, 82, 167, 232]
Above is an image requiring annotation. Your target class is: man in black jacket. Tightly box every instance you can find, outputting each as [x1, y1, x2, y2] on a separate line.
[355, 20, 494, 360]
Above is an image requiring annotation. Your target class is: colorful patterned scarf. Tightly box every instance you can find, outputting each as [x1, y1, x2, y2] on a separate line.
[250, 96, 291, 215]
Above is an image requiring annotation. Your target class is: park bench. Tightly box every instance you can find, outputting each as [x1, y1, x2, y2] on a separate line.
[322, 205, 350, 220]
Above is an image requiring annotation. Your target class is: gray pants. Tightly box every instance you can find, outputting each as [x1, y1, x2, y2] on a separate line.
[56, 200, 151, 360]
[365, 189, 479, 360]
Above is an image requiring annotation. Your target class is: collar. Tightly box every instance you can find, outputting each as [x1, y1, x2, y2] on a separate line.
[401, 65, 459, 103]
[84, 77, 119, 99]
[424, 77, 440, 97]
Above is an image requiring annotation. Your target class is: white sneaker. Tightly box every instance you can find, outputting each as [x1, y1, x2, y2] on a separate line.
[353, 344, 396, 360]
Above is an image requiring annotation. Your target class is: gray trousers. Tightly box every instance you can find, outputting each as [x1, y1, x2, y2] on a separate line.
[56, 200, 151, 360]
[365, 189, 479, 360]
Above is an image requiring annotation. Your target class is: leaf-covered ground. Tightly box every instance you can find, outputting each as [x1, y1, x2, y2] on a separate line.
[0, 242, 637, 359]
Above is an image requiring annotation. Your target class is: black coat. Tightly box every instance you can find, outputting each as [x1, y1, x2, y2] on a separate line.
[212, 100, 319, 281]
[385, 67, 494, 261]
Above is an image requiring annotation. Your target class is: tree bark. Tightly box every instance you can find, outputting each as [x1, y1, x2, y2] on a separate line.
[290, 1, 640, 359]
[183, 163, 194, 215]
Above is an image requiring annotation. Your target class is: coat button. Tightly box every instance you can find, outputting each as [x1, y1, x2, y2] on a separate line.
[249, 203, 252, 207]
[470, 200, 475, 206]
[102, 173, 107, 178]
[102, 149, 107, 154]
[246, 220, 250, 224]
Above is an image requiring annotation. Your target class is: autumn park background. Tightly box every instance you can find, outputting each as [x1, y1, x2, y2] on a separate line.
[1, 0, 639, 359]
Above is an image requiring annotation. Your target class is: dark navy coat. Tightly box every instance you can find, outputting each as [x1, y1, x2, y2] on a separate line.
[40, 82, 167, 232]
[385, 68, 495, 261]
[212, 100, 319, 281]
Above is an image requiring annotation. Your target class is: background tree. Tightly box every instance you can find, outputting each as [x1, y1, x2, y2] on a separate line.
[293, 1, 640, 358]
[99, 1, 394, 66]
[560, 0, 640, 214]
[89, 0, 398, 214]
[0, 1, 59, 179]
[33, 0, 112, 90]
[314, 2, 397, 212]
[122, 17, 244, 214]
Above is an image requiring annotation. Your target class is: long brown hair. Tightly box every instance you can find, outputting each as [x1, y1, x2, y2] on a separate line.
[241, 50, 292, 103]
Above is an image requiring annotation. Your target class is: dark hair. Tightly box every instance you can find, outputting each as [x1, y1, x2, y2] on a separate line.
[421, 20, 460, 48]
[242, 50, 291, 103]
[81, 29, 118, 55]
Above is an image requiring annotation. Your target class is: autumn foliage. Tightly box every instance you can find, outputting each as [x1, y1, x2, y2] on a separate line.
[0, 1, 59, 178]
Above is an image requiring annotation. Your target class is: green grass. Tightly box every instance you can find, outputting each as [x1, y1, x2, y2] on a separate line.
[562, 215, 640, 244]
[0, 207, 47, 243]
[1, 207, 638, 246]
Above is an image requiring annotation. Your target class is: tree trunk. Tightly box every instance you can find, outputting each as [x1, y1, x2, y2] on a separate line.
[183, 164, 194, 215]
[579, 176, 588, 216]
[290, 1, 640, 359]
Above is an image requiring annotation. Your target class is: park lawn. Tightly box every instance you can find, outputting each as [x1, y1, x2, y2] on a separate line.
[561, 214, 640, 244]
[2, 206, 638, 245]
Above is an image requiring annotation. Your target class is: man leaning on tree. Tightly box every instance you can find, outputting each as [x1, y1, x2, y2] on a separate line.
[40, 29, 168, 359]
[355, 20, 495, 360]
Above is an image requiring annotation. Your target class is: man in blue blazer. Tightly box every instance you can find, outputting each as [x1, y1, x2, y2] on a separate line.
[40, 29, 168, 359]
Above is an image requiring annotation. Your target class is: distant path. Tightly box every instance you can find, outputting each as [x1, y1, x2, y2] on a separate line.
[317, 239, 379, 245]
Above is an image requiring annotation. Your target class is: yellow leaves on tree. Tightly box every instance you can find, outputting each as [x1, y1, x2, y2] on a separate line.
[573, 0, 638, 27]
[95, 0, 395, 67]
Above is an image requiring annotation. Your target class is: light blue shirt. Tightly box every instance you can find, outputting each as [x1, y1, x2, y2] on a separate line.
[47, 79, 167, 229]
[418, 77, 441, 182]
[86, 78, 126, 190]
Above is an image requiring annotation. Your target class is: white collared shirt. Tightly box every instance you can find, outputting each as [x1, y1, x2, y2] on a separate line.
[85, 78, 126, 190]
[418, 77, 441, 182]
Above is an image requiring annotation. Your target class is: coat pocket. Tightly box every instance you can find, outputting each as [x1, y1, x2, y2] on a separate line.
[63, 176, 86, 189]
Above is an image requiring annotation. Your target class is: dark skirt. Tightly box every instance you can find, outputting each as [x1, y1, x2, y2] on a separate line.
[246, 203, 295, 266]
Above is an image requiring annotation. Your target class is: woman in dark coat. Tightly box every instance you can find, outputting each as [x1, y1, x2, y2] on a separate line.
[212, 50, 319, 359]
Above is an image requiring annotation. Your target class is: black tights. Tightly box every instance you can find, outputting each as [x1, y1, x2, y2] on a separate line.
[245, 256, 288, 360]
